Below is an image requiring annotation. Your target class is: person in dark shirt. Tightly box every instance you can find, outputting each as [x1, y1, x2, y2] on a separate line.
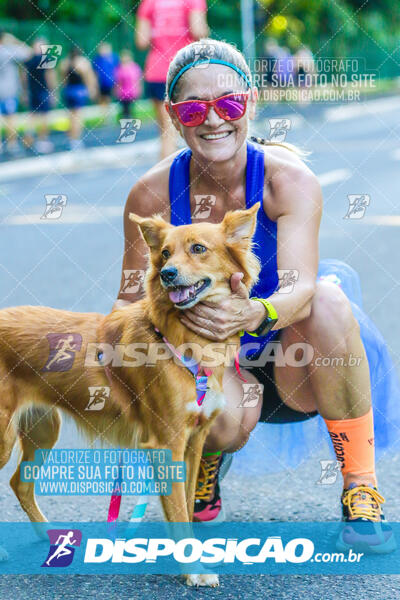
[60, 46, 98, 150]
[92, 42, 119, 121]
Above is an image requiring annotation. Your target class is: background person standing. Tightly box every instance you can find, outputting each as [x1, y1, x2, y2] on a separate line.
[0, 30, 31, 156]
[114, 50, 142, 119]
[92, 42, 119, 121]
[60, 46, 98, 151]
[22, 37, 57, 154]
[135, 0, 209, 159]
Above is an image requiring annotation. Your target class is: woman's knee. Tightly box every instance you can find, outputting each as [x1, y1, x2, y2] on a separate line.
[299, 281, 359, 355]
[205, 369, 262, 452]
[205, 410, 246, 452]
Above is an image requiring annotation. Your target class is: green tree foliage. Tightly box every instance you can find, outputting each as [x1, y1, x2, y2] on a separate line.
[0, 0, 399, 73]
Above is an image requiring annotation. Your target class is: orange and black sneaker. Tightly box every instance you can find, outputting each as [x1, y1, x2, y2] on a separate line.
[193, 452, 232, 523]
[336, 483, 396, 554]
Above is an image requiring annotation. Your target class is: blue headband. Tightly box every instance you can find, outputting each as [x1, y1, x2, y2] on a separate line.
[168, 58, 252, 98]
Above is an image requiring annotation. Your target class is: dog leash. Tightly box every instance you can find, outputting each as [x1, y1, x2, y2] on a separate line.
[154, 327, 212, 406]
[107, 457, 123, 523]
[234, 350, 247, 382]
[107, 456, 149, 530]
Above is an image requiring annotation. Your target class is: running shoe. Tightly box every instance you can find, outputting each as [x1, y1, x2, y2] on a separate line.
[336, 483, 396, 554]
[193, 452, 232, 523]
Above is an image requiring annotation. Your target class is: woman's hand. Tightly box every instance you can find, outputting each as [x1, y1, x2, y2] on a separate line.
[179, 272, 266, 341]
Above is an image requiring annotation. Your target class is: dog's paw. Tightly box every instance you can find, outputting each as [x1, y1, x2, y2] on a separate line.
[184, 573, 219, 587]
[0, 546, 9, 562]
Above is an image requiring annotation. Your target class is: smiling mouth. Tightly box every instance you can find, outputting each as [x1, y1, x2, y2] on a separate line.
[167, 278, 211, 307]
[200, 131, 233, 140]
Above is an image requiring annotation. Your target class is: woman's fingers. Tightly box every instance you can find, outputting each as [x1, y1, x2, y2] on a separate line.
[180, 316, 220, 340]
[188, 303, 217, 320]
[181, 310, 211, 329]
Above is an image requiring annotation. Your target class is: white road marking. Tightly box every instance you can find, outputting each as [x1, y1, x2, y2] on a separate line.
[2, 205, 123, 225]
[0, 138, 159, 183]
[324, 96, 400, 122]
[4, 169, 352, 225]
[317, 168, 352, 187]
[363, 215, 400, 226]
[390, 148, 400, 161]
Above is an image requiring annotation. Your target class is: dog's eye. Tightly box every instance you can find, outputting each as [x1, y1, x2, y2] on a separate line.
[191, 244, 207, 254]
[161, 249, 170, 259]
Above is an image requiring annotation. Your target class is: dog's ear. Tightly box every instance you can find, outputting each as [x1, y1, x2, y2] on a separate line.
[222, 202, 260, 245]
[129, 212, 169, 249]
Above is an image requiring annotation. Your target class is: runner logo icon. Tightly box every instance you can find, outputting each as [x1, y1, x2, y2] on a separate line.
[121, 269, 145, 294]
[117, 119, 142, 143]
[192, 195, 216, 219]
[42, 529, 82, 567]
[239, 383, 264, 408]
[344, 194, 370, 219]
[38, 45, 62, 69]
[41, 194, 67, 220]
[42, 333, 82, 372]
[85, 386, 110, 411]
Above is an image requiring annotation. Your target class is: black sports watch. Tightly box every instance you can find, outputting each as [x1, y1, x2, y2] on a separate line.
[243, 297, 279, 337]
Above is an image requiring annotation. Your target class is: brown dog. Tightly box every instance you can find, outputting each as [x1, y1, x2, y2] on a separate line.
[0, 203, 260, 586]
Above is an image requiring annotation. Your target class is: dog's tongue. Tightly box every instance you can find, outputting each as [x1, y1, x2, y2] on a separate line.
[169, 285, 195, 304]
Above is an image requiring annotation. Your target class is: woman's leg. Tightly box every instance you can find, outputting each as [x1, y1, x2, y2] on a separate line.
[274, 280, 375, 488]
[274, 280, 370, 420]
[203, 280, 376, 486]
[196, 280, 385, 535]
[194, 366, 263, 521]
[205, 281, 372, 447]
[69, 108, 82, 141]
[270, 281, 392, 551]
[203, 366, 263, 453]
[121, 100, 131, 119]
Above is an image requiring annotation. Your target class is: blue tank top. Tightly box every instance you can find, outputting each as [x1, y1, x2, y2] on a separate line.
[169, 140, 280, 349]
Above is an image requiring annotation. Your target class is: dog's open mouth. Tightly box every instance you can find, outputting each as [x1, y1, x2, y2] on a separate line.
[168, 278, 211, 307]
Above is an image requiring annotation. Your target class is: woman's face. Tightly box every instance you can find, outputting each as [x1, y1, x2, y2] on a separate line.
[167, 64, 258, 163]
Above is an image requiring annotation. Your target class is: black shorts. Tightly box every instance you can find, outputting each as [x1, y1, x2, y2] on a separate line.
[99, 83, 114, 97]
[145, 81, 166, 101]
[242, 332, 319, 424]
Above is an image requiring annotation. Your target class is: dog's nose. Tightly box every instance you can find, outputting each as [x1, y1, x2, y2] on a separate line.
[160, 266, 178, 283]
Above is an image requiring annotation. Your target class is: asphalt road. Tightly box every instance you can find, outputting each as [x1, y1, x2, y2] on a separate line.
[0, 95, 400, 599]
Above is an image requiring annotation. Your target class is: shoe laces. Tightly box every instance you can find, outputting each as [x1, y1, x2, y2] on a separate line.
[195, 455, 221, 502]
[342, 485, 385, 521]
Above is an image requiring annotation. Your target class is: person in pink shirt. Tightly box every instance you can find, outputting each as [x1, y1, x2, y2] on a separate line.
[135, 0, 208, 158]
[115, 50, 143, 118]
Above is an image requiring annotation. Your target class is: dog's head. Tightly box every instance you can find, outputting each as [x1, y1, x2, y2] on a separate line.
[129, 203, 261, 310]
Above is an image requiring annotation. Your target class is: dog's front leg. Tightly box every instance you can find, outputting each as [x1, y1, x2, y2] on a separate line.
[159, 438, 219, 588]
[183, 427, 220, 588]
[161, 479, 219, 588]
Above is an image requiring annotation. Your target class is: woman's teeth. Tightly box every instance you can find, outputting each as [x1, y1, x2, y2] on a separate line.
[201, 131, 231, 140]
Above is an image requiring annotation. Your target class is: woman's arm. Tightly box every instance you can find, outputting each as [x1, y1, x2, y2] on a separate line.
[260, 160, 322, 329]
[112, 167, 171, 311]
[78, 57, 98, 100]
[180, 156, 322, 340]
[189, 11, 209, 39]
[135, 18, 152, 50]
